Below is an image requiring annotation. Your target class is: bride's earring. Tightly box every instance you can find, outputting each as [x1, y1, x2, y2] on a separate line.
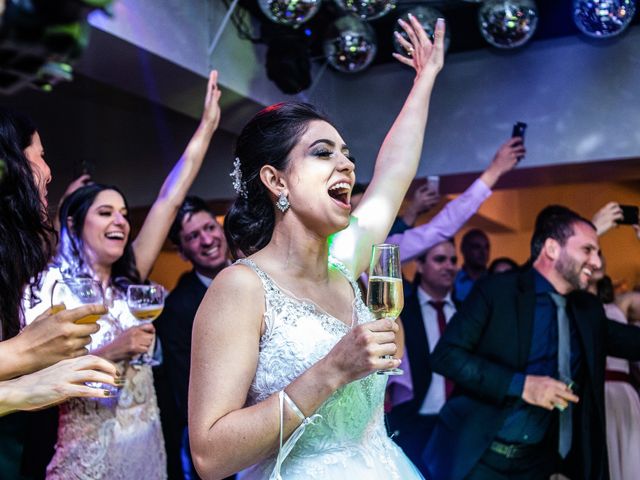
[276, 191, 290, 213]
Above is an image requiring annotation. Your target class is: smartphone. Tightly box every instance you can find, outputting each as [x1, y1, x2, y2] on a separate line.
[512, 121, 527, 140]
[618, 205, 639, 225]
[426, 175, 440, 195]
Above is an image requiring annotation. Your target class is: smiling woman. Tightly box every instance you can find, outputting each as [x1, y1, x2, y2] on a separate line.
[190, 16, 446, 480]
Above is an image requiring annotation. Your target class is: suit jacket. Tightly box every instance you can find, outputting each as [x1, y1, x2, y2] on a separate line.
[155, 270, 208, 424]
[424, 268, 640, 480]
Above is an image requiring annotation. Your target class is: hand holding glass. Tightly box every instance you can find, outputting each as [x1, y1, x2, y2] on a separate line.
[127, 284, 164, 366]
[366, 243, 404, 375]
[51, 279, 105, 324]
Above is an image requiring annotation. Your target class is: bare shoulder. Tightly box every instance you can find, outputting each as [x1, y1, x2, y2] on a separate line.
[195, 263, 265, 331]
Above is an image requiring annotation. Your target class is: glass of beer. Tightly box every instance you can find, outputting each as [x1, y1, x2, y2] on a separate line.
[366, 243, 404, 375]
[51, 278, 105, 324]
[127, 284, 165, 366]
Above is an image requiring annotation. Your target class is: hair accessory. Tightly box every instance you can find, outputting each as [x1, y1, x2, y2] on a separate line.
[276, 191, 290, 213]
[230, 157, 247, 198]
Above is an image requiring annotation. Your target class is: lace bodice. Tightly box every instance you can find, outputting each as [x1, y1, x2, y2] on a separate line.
[23, 267, 167, 480]
[237, 259, 422, 480]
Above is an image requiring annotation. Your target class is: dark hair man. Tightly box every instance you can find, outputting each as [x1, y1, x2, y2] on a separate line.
[425, 205, 640, 480]
[387, 239, 457, 475]
[155, 196, 230, 480]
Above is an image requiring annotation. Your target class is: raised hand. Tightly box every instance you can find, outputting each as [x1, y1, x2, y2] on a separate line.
[202, 70, 222, 130]
[405, 183, 440, 223]
[393, 15, 445, 77]
[0, 355, 118, 415]
[592, 202, 623, 236]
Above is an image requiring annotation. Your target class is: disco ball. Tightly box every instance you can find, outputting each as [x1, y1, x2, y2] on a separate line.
[334, 0, 396, 21]
[392, 6, 451, 56]
[258, 0, 322, 27]
[478, 0, 539, 49]
[573, 0, 637, 38]
[323, 16, 377, 73]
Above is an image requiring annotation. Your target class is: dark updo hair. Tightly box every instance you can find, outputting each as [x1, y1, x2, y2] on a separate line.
[224, 102, 332, 257]
[0, 108, 54, 340]
[55, 183, 142, 292]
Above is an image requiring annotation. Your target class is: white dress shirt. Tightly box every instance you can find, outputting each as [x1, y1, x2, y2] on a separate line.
[417, 288, 456, 415]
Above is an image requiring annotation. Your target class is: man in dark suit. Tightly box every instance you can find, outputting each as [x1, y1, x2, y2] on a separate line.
[388, 238, 457, 476]
[155, 196, 230, 480]
[424, 205, 640, 480]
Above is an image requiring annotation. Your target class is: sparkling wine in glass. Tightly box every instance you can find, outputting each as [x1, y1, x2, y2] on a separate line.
[127, 284, 165, 367]
[366, 243, 404, 376]
[51, 278, 105, 324]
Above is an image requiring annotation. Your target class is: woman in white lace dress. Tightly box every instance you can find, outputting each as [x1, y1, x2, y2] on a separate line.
[189, 17, 445, 480]
[23, 71, 222, 479]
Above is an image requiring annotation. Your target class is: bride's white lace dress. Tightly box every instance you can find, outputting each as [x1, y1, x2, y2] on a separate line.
[23, 268, 167, 480]
[237, 258, 424, 480]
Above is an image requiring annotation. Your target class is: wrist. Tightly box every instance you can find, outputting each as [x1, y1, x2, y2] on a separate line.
[314, 356, 347, 392]
[0, 336, 33, 379]
[479, 167, 500, 189]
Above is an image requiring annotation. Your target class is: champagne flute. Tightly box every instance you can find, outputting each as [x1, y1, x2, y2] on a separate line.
[366, 243, 404, 376]
[127, 284, 165, 367]
[51, 278, 105, 324]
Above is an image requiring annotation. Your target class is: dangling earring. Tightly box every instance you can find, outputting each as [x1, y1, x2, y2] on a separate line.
[276, 191, 290, 212]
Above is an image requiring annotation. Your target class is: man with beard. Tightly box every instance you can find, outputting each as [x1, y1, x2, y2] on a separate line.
[424, 205, 640, 480]
[155, 196, 231, 480]
[387, 239, 458, 476]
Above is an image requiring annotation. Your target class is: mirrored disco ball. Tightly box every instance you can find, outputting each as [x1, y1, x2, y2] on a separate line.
[334, 0, 396, 21]
[258, 0, 322, 27]
[392, 6, 451, 56]
[478, 0, 539, 49]
[323, 16, 377, 73]
[573, 0, 636, 38]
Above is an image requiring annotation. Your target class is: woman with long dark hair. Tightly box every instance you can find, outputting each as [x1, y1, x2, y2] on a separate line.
[189, 18, 445, 479]
[0, 108, 118, 476]
[23, 70, 222, 479]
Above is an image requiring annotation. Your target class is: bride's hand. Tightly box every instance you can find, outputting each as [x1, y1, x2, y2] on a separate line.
[392, 14, 445, 78]
[324, 318, 400, 385]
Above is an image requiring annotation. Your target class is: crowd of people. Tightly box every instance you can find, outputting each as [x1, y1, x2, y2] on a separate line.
[2, 13, 640, 480]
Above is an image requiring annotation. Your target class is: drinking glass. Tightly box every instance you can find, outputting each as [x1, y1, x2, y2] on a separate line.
[51, 278, 105, 324]
[127, 284, 165, 366]
[366, 243, 404, 375]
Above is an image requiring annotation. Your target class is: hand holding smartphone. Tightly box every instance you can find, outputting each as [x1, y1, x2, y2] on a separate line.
[426, 175, 440, 196]
[618, 205, 639, 225]
[512, 122, 527, 162]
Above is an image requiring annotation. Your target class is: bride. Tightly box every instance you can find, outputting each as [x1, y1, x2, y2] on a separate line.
[189, 16, 445, 480]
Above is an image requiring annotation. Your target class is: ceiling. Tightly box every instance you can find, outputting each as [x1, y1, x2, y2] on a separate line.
[237, 0, 640, 71]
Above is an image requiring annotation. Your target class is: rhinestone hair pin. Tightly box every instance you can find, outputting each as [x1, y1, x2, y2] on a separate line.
[230, 157, 248, 198]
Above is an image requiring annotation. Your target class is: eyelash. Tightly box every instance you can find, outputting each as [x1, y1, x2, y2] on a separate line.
[313, 149, 356, 163]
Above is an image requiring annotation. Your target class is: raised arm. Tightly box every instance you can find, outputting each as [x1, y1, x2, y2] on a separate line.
[189, 265, 400, 478]
[387, 136, 521, 262]
[330, 17, 445, 277]
[133, 70, 221, 280]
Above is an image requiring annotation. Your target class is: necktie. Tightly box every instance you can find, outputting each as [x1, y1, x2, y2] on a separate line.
[549, 292, 572, 458]
[428, 300, 455, 399]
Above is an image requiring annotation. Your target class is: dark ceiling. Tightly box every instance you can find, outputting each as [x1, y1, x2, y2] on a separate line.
[236, 0, 640, 68]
